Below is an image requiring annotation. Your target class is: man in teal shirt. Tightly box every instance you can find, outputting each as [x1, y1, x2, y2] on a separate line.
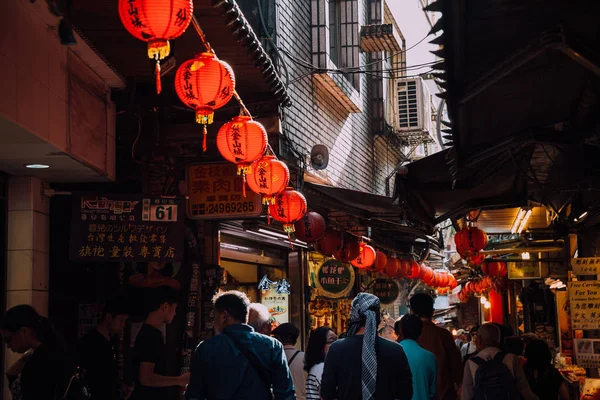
[399, 314, 437, 400]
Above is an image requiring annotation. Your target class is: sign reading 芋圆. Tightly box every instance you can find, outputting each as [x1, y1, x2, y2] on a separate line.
[70, 194, 185, 262]
[568, 281, 600, 330]
[314, 259, 355, 299]
[186, 163, 262, 220]
[572, 257, 600, 275]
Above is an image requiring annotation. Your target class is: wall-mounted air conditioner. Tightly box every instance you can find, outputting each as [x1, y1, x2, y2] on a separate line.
[396, 77, 433, 140]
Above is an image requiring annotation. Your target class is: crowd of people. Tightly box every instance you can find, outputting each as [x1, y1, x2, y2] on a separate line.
[0, 287, 569, 400]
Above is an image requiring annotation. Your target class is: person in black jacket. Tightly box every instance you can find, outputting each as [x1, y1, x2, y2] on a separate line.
[1, 304, 66, 400]
[78, 297, 130, 400]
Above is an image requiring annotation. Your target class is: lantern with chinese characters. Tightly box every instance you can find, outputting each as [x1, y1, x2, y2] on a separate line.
[268, 188, 307, 234]
[118, 0, 193, 94]
[335, 236, 360, 263]
[175, 53, 235, 150]
[455, 226, 488, 258]
[247, 155, 290, 205]
[373, 251, 388, 272]
[294, 211, 326, 243]
[317, 229, 343, 256]
[216, 116, 267, 187]
[350, 243, 376, 269]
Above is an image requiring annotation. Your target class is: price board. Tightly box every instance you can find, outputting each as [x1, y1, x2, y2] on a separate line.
[186, 163, 262, 220]
[314, 259, 355, 299]
[568, 281, 600, 330]
[572, 257, 600, 275]
[507, 261, 541, 279]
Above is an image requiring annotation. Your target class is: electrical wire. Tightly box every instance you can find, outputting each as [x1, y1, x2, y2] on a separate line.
[256, 0, 290, 88]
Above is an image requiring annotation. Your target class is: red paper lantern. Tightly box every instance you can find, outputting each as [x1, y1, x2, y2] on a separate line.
[335, 236, 361, 263]
[118, 0, 193, 93]
[421, 266, 435, 284]
[397, 260, 410, 278]
[247, 155, 290, 205]
[351, 243, 376, 269]
[373, 251, 388, 272]
[482, 261, 507, 277]
[468, 253, 486, 266]
[455, 227, 488, 257]
[294, 211, 326, 243]
[217, 116, 267, 176]
[449, 275, 458, 289]
[406, 261, 421, 279]
[268, 188, 307, 233]
[464, 281, 475, 293]
[385, 257, 400, 277]
[175, 53, 235, 150]
[492, 276, 509, 292]
[317, 229, 343, 256]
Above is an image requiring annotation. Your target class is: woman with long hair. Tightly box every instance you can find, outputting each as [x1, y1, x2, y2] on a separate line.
[0, 304, 66, 400]
[304, 326, 337, 400]
[524, 338, 569, 400]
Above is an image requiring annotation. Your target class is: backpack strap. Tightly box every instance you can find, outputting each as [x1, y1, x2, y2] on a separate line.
[288, 350, 301, 366]
[470, 356, 485, 366]
[223, 332, 271, 394]
[493, 352, 506, 362]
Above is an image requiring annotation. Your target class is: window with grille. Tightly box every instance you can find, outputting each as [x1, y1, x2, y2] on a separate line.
[397, 80, 418, 130]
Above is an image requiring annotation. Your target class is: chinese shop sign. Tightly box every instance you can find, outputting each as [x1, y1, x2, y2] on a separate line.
[315, 259, 355, 299]
[373, 279, 400, 305]
[187, 163, 262, 219]
[70, 194, 185, 262]
[259, 275, 290, 325]
[507, 261, 541, 280]
[568, 281, 600, 330]
[572, 257, 600, 275]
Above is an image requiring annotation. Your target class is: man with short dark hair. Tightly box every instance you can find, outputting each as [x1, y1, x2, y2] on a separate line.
[131, 286, 189, 400]
[410, 293, 463, 400]
[78, 297, 130, 400]
[394, 317, 404, 343]
[320, 293, 413, 400]
[273, 323, 306, 400]
[185, 290, 295, 400]
[400, 314, 437, 400]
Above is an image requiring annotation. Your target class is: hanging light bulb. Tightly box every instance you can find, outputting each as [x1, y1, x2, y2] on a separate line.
[480, 296, 487, 305]
[521, 252, 531, 260]
[484, 301, 491, 309]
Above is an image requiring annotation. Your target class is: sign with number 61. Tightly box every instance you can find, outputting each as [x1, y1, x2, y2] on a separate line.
[149, 204, 178, 222]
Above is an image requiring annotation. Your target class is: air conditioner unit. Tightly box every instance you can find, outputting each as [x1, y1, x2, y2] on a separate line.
[396, 77, 434, 143]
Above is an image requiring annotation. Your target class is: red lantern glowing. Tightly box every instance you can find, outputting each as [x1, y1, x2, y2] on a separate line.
[294, 211, 326, 243]
[317, 229, 343, 256]
[335, 236, 361, 263]
[216, 116, 267, 178]
[268, 188, 307, 233]
[420, 265, 435, 284]
[468, 253, 486, 266]
[351, 243, 376, 269]
[247, 156, 290, 205]
[385, 257, 400, 277]
[406, 261, 421, 279]
[118, 0, 193, 94]
[482, 261, 507, 277]
[455, 227, 488, 257]
[449, 275, 458, 289]
[175, 53, 235, 150]
[373, 251, 388, 272]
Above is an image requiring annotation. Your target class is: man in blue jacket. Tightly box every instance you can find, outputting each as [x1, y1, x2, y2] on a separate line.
[185, 290, 296, 400]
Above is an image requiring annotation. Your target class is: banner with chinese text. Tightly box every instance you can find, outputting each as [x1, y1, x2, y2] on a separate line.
[568, 281, 600, 330]
[507, 261, 541, 279]
[187, 163, 262, 219]
[70, 194, 185, 262]
[572, 258, 600, 275]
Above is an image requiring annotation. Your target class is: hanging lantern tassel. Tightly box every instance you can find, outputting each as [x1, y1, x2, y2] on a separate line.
[284, 224, 295, 250]
[242, 173, 247, 197]
[202, 125, 207, 152]
[155, 56, 162, 95]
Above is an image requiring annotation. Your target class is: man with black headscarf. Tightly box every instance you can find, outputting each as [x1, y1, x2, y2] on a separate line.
[320, 293, 413, 400]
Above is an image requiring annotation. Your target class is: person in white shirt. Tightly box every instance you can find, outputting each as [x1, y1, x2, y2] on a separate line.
[273, 323, 306, 400]
[304, 327, 336, 400]
[461, 325, 479, 362]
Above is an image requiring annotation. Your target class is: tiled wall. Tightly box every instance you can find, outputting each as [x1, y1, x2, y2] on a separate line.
[277, 0, 405, 194]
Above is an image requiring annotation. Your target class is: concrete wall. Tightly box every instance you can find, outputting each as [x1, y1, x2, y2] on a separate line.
[0, 0, 116, 179]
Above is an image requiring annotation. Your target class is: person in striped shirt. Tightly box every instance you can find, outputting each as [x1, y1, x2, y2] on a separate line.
[304, 327, 337, 400]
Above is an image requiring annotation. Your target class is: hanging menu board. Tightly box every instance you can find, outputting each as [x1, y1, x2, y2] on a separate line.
[315, 259, 355, 299]
[568, 281, 600, 330]
[507, 261, 541, 279]
[70, 194, 185, 262]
